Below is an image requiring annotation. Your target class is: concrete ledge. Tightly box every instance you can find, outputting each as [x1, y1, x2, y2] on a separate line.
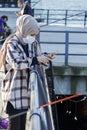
[53, 66, 87, 94]
[53, 66, 87, 76]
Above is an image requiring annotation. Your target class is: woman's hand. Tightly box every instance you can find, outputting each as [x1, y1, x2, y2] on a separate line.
[15, 11, 22, 16]
[47, 52, 56, 59]
[37, 52, 55, 64]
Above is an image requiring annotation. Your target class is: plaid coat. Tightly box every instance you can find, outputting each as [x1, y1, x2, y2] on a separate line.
[1, 35, 41, 111]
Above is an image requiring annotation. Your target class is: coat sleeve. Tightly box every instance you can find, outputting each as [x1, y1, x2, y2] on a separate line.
[6, 42, 31, 70]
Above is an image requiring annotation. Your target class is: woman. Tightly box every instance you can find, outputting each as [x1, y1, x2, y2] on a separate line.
[1, 15, 12, 37]
[16, 0, 34, 16]
[0, 17, 6, 40]
[0, 15, 55, 130]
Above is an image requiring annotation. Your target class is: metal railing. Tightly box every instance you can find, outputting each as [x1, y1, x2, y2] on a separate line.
[1, 28, 87, 129]
[29, 42, 55, 130]
[0, 6, 87, 27]
[34, 9, 87, 27]
[39, 30, 87, 66]
[29, 65, 55, 130]
[1, 29, 87, 66]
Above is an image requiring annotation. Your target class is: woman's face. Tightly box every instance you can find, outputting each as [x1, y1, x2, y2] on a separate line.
[18, 2, 24, 9]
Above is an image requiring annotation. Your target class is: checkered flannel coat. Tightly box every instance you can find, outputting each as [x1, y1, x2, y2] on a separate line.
[1, 35, 41, 111]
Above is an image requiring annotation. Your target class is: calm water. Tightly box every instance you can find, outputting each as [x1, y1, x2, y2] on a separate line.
[34, 0, 87, 10]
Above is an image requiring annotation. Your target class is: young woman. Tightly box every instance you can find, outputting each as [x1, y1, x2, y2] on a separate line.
[0, 15, 55, 130]
[16, 0, 34, 16]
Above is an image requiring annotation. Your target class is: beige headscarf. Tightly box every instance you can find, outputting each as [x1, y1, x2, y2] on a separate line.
[16, 14, 40, 43]
[0, 14, 40, 69]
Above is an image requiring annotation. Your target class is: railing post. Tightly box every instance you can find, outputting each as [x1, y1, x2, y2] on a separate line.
[47, 9, 49, 25]
[65, 10, 68, 26]
[84, 11, 87, 26]
[36, 32, 40, 42]
[65, 32, 69, 66]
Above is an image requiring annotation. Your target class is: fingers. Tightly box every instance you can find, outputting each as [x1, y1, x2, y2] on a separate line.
[15, 12, 21, 16]
[37, 54, 55, 64]
[47, 52, 56, 59]
[51, 52, 56, 56]
[37, 56, 50, 63]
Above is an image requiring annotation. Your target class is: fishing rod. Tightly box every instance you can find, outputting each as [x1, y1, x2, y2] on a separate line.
[0, 89, 81, 129]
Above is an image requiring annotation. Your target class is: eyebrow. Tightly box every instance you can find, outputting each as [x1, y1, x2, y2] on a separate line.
[30, 34, 36, 36]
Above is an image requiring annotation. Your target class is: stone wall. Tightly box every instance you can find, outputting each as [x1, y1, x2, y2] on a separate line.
[53, 66, 87, 94]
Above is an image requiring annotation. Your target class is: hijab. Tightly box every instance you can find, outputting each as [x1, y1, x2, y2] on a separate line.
[0, 15, 40, 69]
[16, 14, 40, 43]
